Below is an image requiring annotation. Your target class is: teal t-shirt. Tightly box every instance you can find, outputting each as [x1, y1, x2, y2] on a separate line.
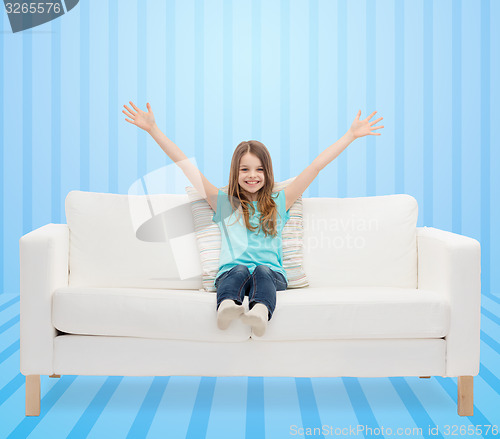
[212, 189, 291, 287]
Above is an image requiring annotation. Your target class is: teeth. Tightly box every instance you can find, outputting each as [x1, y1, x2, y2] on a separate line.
[246, 181, 259, 184]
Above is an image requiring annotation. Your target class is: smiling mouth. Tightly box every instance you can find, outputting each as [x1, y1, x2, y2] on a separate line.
[245, 181, 260, 185]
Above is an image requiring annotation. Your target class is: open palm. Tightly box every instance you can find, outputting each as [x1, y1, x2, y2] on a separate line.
[349, 110, 384, 139]
[123, 101, 156, 132]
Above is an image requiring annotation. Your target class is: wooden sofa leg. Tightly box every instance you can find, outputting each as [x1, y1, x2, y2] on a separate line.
[419, 376, 431, 378]
[25, 375, 40, 416]
[458, 376, 474, 416]
[49, 374, 60, 378]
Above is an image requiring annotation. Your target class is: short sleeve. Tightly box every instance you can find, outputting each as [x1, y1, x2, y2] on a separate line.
[212, 189, 225, 223]
[276, 189, 290, 225]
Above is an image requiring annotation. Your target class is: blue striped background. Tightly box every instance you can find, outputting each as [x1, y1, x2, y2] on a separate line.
[1, 0, 497, 297]
[1, 0, 499, 434]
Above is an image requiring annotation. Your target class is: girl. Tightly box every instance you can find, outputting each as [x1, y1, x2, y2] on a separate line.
[123, 101, 384, 336]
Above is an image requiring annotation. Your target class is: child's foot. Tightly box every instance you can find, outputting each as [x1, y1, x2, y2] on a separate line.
[240, 303, 269, 337]
[217, 299, 245, 330]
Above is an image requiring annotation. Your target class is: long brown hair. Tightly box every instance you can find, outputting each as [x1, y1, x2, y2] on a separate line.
[227, 140, 279, 238]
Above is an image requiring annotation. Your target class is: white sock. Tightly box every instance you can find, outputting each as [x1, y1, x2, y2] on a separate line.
[240, 303, 269, 337]
[217, 299, 245, 330]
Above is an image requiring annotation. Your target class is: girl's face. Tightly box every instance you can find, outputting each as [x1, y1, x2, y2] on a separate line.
[238, 152, 265, 196]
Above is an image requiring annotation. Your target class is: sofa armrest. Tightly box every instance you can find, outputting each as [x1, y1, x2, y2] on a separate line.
[20, 223, 69, 375]
[416, 226, 481, 377]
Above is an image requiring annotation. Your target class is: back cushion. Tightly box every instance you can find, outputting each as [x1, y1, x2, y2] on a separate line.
[65, 191, 203, 289]
[302, 194, 418, 288]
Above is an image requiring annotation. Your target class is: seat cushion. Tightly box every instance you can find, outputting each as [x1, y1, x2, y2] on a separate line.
[52, 287, 250, 342]
[52, 287, 449, 343]
[253, 287, 450, 341]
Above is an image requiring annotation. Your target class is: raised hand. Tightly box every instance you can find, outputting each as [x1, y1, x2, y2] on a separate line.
[348, 110, 384, 139]
[123, 101, 156, 133]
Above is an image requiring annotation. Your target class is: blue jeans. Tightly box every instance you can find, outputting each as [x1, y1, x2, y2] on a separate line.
[215, 265, 288, 321]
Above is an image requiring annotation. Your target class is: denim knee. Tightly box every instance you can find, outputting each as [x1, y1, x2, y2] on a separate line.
[232, 265, 251, 275]
[253, 265, 273, 277]
[215, 265, 250, 287]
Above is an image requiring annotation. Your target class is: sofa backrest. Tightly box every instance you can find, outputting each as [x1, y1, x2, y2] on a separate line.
[65, 191, 204, 289]
[65, 191, 418, 290]
[302, 194, 418, 288]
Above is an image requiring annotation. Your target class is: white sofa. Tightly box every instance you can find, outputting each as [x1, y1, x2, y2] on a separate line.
[19, 190, 481, 417]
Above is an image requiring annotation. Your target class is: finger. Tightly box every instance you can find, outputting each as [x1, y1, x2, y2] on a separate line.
[370, 117, 383, 125]
[123, 105, 136, 116]
[356, 110, 361, 120]
[122, 109, 135, 119]
[125, 118, 134, 124]
[365, 111, 377, 121]
[372, 125, 384, 130]
[129, 101, 140, 112]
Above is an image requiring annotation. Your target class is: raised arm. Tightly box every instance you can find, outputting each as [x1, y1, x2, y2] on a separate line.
[123, 101, 218, 211]
[284, 110, 384, 211]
